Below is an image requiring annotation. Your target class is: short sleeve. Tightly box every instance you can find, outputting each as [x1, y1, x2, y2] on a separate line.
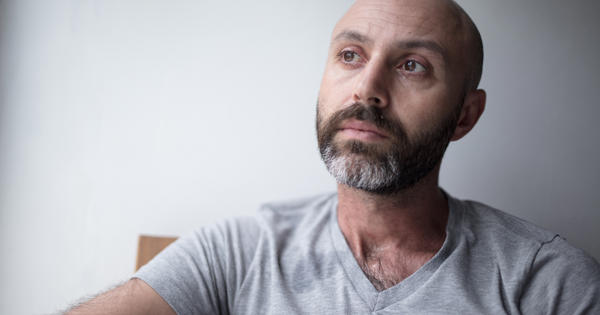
[519, 235, 600, 315]
[133, 217, 261, 315]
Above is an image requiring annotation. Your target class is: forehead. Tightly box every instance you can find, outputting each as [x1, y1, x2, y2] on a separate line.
[332, 0, 464, 50]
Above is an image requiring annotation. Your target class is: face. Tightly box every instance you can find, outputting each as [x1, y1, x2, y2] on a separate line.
[317, 0, 472, 193]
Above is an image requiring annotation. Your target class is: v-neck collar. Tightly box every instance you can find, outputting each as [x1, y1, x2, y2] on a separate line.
[327, 192, 461, 312]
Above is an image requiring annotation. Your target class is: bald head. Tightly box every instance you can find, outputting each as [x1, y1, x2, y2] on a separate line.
[450, 0, 484, 91]
[335, 0, 483, 93]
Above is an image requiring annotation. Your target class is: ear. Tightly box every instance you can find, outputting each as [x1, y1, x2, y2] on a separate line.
[450, 89, 486, 141]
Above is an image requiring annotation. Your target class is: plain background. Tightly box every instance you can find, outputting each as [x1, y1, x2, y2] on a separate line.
[0, 0, 598, 314]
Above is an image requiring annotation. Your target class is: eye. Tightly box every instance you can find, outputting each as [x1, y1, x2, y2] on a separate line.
[401, 60, 426, 73]
[339, 50, 362, 64]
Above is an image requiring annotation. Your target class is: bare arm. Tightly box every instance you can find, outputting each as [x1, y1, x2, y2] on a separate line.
[64, 278, 175, 315]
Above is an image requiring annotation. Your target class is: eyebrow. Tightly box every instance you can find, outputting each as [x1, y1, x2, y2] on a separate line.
[333, 30, 374, 45]
[333, 30, 449, 62]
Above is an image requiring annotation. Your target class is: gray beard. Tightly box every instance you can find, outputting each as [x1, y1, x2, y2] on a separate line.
[321, 145, 401, 192]
[317, 103, 460, 195]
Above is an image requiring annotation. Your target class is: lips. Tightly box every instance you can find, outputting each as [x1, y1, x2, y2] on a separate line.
[338, 119, 388, 138]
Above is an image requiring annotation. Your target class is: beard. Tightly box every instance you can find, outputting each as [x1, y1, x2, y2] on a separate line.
[316, 102, 460, 195]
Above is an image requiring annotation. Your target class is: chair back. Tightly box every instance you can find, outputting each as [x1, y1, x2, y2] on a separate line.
[136, 235, 178, 271]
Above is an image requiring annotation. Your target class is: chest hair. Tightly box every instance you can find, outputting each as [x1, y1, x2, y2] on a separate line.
[357, 250, 434, 291]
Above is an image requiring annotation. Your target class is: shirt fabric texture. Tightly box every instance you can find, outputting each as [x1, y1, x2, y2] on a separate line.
[134, 192, 600, 314]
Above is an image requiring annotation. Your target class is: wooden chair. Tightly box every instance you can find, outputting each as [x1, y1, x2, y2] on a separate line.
[135, 235, 178, 271]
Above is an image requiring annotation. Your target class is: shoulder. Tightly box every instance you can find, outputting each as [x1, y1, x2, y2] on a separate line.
[133, 193, 338, 314]
[254, 192, 337, 242]
[449, 195, 600, 313]
[452, 197, 556, 243]
[257, 192, 336, 225]
[520, 231, 600, 313]
[174, 192, 337, 262]
[450, 195, 598, 264]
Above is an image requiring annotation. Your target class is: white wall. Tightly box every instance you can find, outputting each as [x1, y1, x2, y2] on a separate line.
[0, 0, 598, 314]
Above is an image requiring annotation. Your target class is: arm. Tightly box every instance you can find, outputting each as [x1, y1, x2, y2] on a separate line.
[64, 278, 175, 315]
[65, 217, 260, 315]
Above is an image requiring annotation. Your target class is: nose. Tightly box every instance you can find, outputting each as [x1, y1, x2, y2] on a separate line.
[352, 59, 390, 108]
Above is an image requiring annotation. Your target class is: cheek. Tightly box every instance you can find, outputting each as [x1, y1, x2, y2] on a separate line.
[318, 73, 351, 118]
[389, 85, 457, 136]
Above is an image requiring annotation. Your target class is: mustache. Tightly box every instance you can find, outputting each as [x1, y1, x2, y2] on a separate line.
[324, 103, 406, 137]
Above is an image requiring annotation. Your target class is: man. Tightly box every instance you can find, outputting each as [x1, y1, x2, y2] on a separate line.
[66, 0, 600, 314]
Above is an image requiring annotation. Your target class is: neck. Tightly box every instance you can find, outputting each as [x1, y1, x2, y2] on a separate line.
[336, 167, 449, 259]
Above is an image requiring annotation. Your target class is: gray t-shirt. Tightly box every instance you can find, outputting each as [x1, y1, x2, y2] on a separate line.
[134, 193, 600, 314]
